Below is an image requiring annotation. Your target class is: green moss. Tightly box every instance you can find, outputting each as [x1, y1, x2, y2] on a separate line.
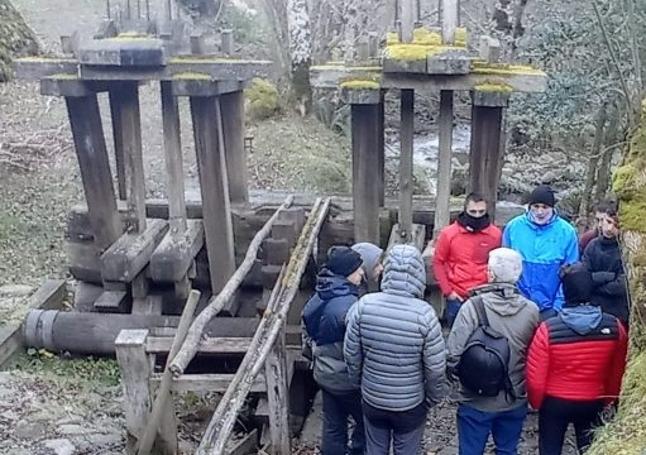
[245, 78, 279, 120]
[384, 43, 455, 62]
[618, 196, 646, 233]
[173, 71, 211, 80]
[169, 56, 269, 65]
[471, 60, 544, 76]
[474, 82, 513, 93]
[339, 79, 380, 90]
[386, 26, 467, 47]
[48, 73, 78, 80]
[15, 56, 76, 63]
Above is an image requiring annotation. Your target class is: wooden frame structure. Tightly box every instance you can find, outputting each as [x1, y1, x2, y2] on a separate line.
[310, 0, 548, 242]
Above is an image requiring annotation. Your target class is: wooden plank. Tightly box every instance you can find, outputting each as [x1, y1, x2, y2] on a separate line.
[65, 95, 122, 250]
[189, 95, 236, 294]
[377, 92, 385, 207]
[398, 88, 414, 242]
[146, 336, 252, 354]
[78, 38, 166, 66]
[264, 329, 290, 454]
[469, 103, 506, 221]
[173, 79, 241, 97]
[101, 218, 169, 282]
[66, 240, 102, 283]
[93, 290, 129, 313]
[108, 84, 128, 200]
[0, 280, 67, 367]
[434, 90, 453, 236]
[220, 91, 248, 203]
[115, 329, 177, 454]
[160, 81, 187, 231]
[149, 373, 266, 393]
[351, 103, 380, 244]
[112, 82, 147, 231]
[226, 429, 258, 455]
[150, 219, 204, 283]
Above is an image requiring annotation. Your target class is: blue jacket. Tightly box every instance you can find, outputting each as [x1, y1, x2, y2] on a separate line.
[302, 268, 359, 391]
[502, 212, 579, 311]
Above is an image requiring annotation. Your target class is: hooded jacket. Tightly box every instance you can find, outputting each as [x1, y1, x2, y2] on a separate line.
[502, 212, 579, 311]
[344, 245, 447, 412]
[302, 268, 359, 392]
[432, 219, 502, 299]
[447, 283, 540, 412]
[352, 242, 384, 296]
[583, 236, 629, 324]
[526, 305, 628, 409]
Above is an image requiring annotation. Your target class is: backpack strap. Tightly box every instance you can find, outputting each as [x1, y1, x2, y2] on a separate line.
[472, 297, 490, 328]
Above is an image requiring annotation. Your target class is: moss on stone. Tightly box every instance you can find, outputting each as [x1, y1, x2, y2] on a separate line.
[386, 26, 467, 47]
[339, 79, 380, 90]
[173, 71, 211, 80]
[471, 60, 544, 76]
[0, 0, 40, 81]
[245, 77, 280, 120]
[474, 82, 513, 93]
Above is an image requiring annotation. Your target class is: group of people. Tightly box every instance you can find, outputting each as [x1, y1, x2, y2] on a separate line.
[301, 184, 629, 455]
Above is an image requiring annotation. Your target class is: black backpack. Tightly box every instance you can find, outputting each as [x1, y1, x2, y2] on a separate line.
[456, 297, 516, 400]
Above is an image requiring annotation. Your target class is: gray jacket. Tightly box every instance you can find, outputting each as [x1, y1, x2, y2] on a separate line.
[344, 245, 447, 412]
[447, 283, 540, 412]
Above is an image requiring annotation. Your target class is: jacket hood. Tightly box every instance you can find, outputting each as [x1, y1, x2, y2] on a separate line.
[352, 242, 383, 278]
[381, 244, 426, 298]
[559, 305, 603, 335]
[316, 268, 358, 301]
[471, 283, 527, 317]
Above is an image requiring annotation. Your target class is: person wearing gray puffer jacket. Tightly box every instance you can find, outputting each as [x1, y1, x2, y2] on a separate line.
[344, 244, 447, 455]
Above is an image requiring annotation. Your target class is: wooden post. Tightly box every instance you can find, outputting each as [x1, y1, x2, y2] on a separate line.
[399, 89, 414, 242]
[351, 103, 380, 244]
[401, 0, 415, 43]
[441, 0, 458, 45]
[66, 95, 121, 250]
[221, 29, 234, 55]
[190, 34, 205, 55]
[189, 96, 236, 294]
[264, 324, 290, 455]
[160, 81, 187, 231]
[115, 329, 176, 455]
[469, 90, 509, 221]
[377, 91, 385, 207]
[434, 90, 453, 236]
[220, 91, 248, 204]
[109, 88, 128, 201]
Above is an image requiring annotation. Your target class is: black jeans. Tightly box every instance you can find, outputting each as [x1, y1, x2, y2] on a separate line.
[538, 396, 604, 455]
[362, 400, 427, 455]
[321, 388, 365, 455]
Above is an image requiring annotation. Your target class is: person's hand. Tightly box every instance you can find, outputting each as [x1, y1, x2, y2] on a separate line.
[422, 240, 435, 258]
[447, 291, 463, 302]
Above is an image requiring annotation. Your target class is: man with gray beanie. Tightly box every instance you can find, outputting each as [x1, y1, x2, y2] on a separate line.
[351, 242, 384, 295]
[447, 247, 539, 455]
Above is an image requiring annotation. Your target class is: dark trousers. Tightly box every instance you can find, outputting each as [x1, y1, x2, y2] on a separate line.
[538, 396, 604, 455]
[362, 401, 427, 455]
[445, 298, 462, 328]
[321, 388, 365, 455]
[457, 404, 527, 455]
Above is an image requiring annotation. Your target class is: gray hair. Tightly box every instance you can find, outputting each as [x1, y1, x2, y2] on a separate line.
[488, 248, 523, 284]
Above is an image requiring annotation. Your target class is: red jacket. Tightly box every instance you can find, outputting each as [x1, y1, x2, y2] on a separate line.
[526, 309, 628, 409]
[431, 222, 502, 299]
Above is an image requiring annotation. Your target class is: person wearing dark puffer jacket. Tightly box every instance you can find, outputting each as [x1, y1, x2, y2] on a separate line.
[302, 246, 365, 455]
[344, 244, 447, 455]
[582, 205, 629, 326]
[526, 263, 628, 455]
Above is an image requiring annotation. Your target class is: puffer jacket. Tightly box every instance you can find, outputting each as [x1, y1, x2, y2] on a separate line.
[302, 268, 359, 392]
[447, 283, 540, 412]
[344, 244, 447, 412]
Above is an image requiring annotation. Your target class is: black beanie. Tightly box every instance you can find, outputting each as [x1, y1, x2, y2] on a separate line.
[528, 185, 556, 207]
[325, 246, 363, 277]
[560, 263, 593, 306]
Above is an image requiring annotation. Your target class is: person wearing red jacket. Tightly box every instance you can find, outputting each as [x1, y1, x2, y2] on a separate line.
[430, 192, 502, 326]
[526, 263, 628, 455]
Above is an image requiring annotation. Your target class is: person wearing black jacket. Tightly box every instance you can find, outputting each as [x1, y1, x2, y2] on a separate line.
[582, 206, 629, 325]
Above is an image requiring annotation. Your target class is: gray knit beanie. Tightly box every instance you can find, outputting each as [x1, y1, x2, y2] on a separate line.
[488, 248, 523, 284]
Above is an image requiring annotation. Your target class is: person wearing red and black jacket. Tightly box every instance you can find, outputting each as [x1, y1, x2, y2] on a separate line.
[526, 263, 628, 455]
[430, 192, 502, 327]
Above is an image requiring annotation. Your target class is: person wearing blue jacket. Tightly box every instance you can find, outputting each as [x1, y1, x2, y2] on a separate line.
[502, 185, 579, 318]
[302, 246, 365, 455]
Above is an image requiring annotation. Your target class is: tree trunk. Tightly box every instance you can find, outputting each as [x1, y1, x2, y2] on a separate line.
[492, 0, 514, 33]
[578, 105, 607, 224]
[595, 104, 620, 203]
[0, 0, 39, 81]
[287, 0, 312, 115]
[261, 0, 290, 83]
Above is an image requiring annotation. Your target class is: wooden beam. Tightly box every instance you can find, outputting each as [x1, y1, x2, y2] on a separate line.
[101, 218, 169, 282]
[0, 280, 66, 367]
[149, 373, 266, 394]
[351, 104, 380, 244]
[189, 95, 236, 294]
[109, 85, 128, 200]
[377, 92, 385, 207]
[65, 95, 122, 250]
[441, 0, 458, 44]
[434, 90, 453, 236]
[146, 336, 253, 354]
[265, 327, 290, 454]
[226, 429, 258, 455]
[149, 219, 203, 283]
[115, 329, 176, 454]
[220, 91, 248, 203]
[160, 81, 187, 231]
[398, 89, 414, 242]
[469, 94, 508, 221]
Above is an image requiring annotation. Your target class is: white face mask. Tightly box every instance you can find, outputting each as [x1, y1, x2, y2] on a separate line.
[529, 204, 554, 225]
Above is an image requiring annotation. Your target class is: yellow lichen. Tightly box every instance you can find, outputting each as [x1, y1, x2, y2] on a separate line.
[172, 72, 211, 80]
[471, 60, 544, 76]
[473, 81, 513, 93]
[387, 26, 467, 47]
[15, 57, 76, 63]
[48, 73, 78, 80]
[339, 79, 380, 90]
[385, 44, 456, 62]
[169, 56, 270, 65]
